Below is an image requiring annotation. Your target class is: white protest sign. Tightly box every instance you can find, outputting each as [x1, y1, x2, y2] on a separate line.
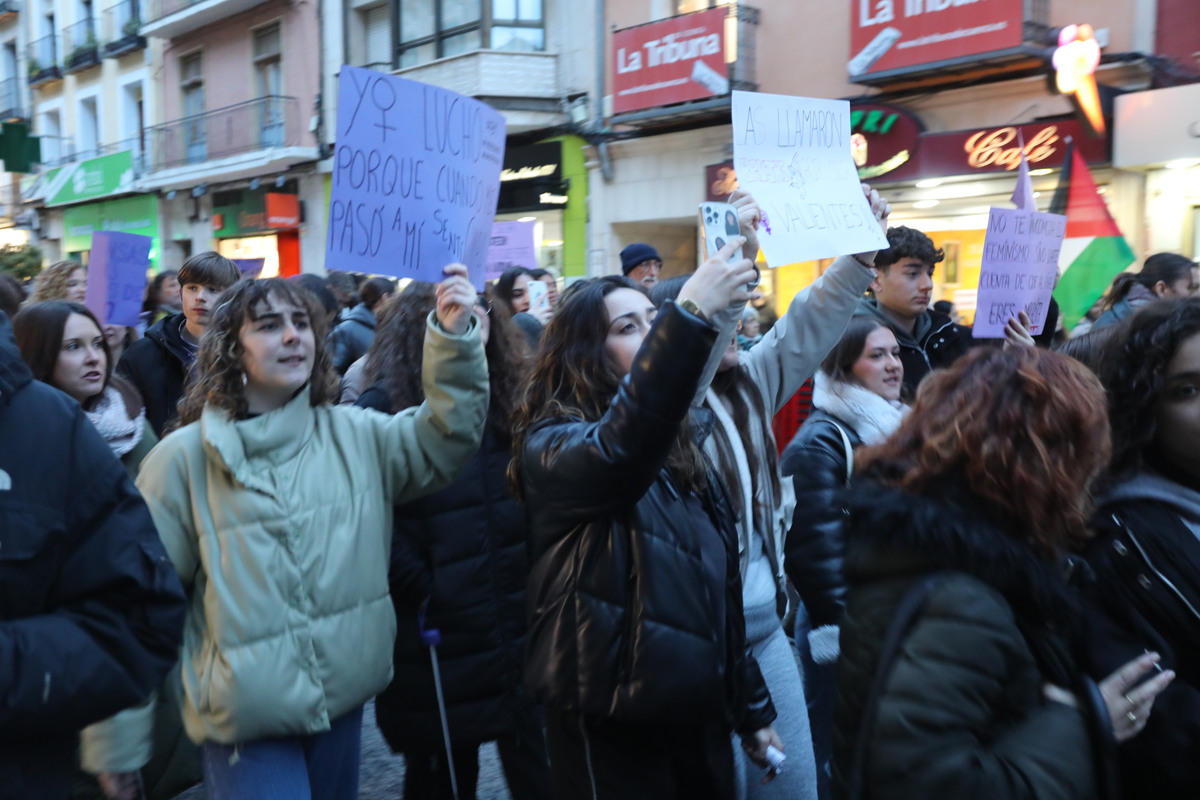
[732, 90, 887, 265]
[327, 66, 507, 287]
[973, 207, 1066, 337]
[486, 220, 538, 281]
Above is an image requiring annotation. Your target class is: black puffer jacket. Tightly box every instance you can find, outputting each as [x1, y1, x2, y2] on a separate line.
[779, 409, 859, 628]
[833, 480, 1114, 800]
[520, 302, 775, 733]
[116, 313, 192, 436]
[356, 391, 534, 752]
[1084, 478, 1200, 800]
[0, 314, 186, 800]
[854, 300, 972, 397]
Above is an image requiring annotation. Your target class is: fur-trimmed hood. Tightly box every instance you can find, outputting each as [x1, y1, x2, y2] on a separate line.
[845, 479, 1086, 634]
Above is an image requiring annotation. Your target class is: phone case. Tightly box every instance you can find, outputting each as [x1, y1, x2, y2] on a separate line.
[526, 278, 549, 310]
[699, 201, 743, 263]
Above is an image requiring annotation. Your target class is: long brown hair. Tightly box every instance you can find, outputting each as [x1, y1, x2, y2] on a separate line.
[363, 282, 528, 439]
[175, 278, 338, 426]
[12, 300, 111, 409]
[857, 346, 1110, 558]
[28, 261, 85, 305]
[508, 275, 706, 500]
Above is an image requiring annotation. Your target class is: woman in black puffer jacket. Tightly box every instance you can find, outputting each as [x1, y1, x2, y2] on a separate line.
[780, 316, 907, 800]
[1084, 297, 1200, 800]
[832, 347, 1173, 800]
[510, 251, 779, 800]
[360, 284, 552, 800]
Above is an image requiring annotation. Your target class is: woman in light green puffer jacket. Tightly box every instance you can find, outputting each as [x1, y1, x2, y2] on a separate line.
[92, 268, 489, 800]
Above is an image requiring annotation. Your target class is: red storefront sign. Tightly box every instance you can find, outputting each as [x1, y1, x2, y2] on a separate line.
[850, 0, 1024, 78]
[919, 118, 1109, 176]
[265, 192, 300, 228]
[612, 8, 727, 115]
[850, 103, 923, 181]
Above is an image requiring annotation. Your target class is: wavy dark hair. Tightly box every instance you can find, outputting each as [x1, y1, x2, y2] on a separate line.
[508, 275, 706, 500]
[363, 282, 528, 439]
[1099, 297, 1200, 479]
[175, 278, 338, 426]
[13, 300, 111, 409]
[858, 346, 1110, 558]
[1102, 253, 1197, 310]
[494, 267, 533, 315]
[875, 225, 944, 271]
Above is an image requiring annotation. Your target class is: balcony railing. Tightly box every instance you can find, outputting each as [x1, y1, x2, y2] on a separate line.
[0, 77, 23, 119]
[104, 0, 146, 56]
[27, 35, 61, 86]
[64, 19, 100, 72]
[148, 95, 302, 171]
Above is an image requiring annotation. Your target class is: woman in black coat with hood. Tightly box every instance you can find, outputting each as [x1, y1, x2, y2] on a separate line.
[359, 284, 552, 800]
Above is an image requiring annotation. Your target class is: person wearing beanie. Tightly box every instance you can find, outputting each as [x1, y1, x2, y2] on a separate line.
[620, 243, 662, 288]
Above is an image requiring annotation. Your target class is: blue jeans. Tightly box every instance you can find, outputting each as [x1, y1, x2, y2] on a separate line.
[200, 706, 363, 800]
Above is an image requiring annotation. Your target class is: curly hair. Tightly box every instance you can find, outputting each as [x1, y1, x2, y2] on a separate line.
[28, 261, 86, 304]
[1099, 297, 1200, 479]
[175, 278, 338, 426]
[857, 346, 1110, 558]
[508, 275, 706, 500]
[875, 225, 945, 271]
[363, 283, 528, 439]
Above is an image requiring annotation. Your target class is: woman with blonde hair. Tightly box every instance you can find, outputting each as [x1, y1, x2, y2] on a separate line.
[28, 260, 87, 304]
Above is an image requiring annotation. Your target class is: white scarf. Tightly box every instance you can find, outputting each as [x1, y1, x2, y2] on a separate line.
[812, 371, 908, 446]
[85, 385, 145, 458]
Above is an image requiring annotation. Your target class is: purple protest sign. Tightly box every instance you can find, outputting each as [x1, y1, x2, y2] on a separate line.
[486, 221, 538, 281]
[326, 66, 507, 288]
[84, 232, 152, 327]
[232, 258, 266, 279]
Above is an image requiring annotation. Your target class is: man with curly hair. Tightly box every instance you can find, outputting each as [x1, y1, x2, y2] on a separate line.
[854, 226, 971, 397]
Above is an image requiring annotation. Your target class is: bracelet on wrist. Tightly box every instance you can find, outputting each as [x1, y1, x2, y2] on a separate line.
[677, 297, 709, 324]
[852, 253, 876, 270]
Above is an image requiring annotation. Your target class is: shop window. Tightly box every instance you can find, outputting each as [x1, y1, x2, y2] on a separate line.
[396, 0, 543, 68]
[253, 23, 283, 146]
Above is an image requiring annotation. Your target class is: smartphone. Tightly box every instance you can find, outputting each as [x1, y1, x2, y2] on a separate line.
[526, 278, 548, 313]
[700, 201, 743, 262]
[700, 201, 759, 288]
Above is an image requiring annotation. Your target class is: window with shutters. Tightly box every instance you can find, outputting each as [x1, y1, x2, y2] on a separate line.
[253, 23, 284, 146]
[362, 4, 390, 69]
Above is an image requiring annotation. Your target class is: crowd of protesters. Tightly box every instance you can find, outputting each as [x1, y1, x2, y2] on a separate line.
[2, 182, 1198, 800]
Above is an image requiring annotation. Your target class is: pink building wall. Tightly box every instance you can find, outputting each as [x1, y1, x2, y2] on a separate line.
[158, 0, 319, 131]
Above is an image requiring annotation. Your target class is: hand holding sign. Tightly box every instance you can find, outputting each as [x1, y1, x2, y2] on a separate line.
[732, 91, 888, 266]
[327, 67, 506, 288]
[436, 263, 477, 336]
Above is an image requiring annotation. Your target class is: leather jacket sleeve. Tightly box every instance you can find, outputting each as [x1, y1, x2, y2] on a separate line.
[780, 420, 850, 627]
[522, 302, 718, 525]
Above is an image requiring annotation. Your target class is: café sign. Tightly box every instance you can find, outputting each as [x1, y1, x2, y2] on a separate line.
[919, 118, 1108, 176]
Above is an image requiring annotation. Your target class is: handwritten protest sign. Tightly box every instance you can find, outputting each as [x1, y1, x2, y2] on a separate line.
[973, 207, 1066, 337]
[732, 90, 887, 265]
[326, 66, 507, 287]
[486, 220, 538, 281]
[84, 231, 152, 327]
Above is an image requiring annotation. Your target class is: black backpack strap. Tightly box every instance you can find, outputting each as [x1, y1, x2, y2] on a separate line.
[847, 571, 951, 800]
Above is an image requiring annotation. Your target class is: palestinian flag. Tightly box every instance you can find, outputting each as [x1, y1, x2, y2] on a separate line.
[1051, 143, 1136, 330]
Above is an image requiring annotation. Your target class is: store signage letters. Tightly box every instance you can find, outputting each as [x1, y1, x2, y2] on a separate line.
[612, 7, 728, 115]
[849, 102, 922, 180]
[920, 118, 1108, 176]
[850, 0, 1023, 78]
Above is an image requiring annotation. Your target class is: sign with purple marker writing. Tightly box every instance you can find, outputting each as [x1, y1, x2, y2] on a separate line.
[327, 66, 507, 287]
[486, 220, 538, 281]
[732, 90, 888, 265]
[84, 231, 152, 327]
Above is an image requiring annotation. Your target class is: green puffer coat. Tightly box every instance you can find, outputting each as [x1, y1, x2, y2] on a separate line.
[134, 313, 488, 747]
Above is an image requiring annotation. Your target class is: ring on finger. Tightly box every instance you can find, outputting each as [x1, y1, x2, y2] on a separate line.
[1124, 693, 1134, 706]
[1126, 711, 1138, 723]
